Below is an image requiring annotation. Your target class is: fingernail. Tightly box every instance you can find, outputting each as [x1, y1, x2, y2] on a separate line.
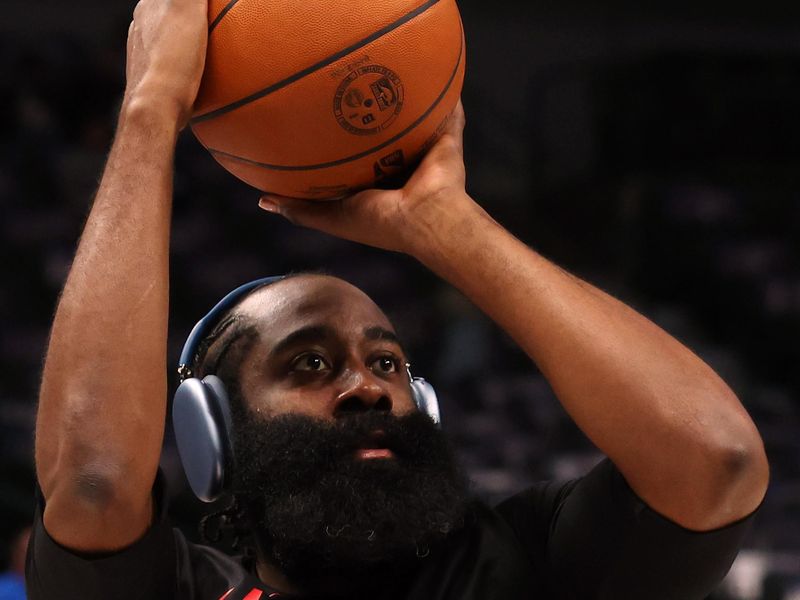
[259, 196, 279, 213]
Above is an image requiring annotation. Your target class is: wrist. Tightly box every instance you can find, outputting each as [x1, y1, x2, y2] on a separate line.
[119, 92, 185, 136]
[108, 94, 183, 177]
[402, 192, 497, 266]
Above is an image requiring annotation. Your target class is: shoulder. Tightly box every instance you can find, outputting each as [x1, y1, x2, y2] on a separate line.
[491, 459, 760, 599]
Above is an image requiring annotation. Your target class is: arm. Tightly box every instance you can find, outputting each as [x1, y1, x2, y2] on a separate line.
[258, 103, 769, 532]
[35, 0, 207, 552]
[497, 459, 755, 599]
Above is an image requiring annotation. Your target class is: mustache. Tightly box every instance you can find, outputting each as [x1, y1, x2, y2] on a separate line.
[247, 410, 434, 458]
[231, 410, 446, 493]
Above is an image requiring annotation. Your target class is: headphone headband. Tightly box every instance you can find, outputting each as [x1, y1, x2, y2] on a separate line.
[177, 276, 285, 381]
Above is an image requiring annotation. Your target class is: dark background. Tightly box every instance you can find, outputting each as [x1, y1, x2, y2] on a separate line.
[2, 1, 800, 597]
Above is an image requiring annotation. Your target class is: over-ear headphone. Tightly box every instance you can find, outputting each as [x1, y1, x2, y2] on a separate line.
[172, 276, 441, 503]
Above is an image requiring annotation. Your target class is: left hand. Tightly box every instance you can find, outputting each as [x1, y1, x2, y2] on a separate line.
[258, 101, 478, 256]
[124, 0, 209, 128]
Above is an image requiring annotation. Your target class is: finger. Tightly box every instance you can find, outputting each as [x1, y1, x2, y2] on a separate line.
[259, 194, 345, 230]
[439, 99, 466, 150]
[126, 20, 138, 79]
[259, 188, 403, 248]
[132, 0, 145, 21]
[127, 20, 135, 52]
[415, 102, 466, 171]
[414, 105, 466, 170]
[447, 99, 466, 138]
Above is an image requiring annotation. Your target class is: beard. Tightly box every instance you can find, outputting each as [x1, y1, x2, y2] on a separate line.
[229, 409, 471, 596]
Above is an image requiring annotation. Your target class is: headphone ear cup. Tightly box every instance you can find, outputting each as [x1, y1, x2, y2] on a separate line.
[172, 375, 233, 503]
[410, 377, 441, 428]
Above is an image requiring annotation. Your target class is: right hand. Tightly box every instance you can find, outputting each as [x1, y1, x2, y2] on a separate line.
[124, 0, 209, 127]
[258, 102, 478, 257]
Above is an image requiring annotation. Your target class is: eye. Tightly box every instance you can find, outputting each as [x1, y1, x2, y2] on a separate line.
[371, 355, 399, 374]
[291, 353, 330, 372]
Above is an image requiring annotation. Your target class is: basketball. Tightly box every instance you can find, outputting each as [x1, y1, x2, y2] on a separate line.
[190, 0, 465, 200]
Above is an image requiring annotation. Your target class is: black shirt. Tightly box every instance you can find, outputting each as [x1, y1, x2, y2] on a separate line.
[25, 459, 755, 600]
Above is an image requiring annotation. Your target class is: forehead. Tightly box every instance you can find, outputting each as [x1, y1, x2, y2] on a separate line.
[235, 275, 395, 344]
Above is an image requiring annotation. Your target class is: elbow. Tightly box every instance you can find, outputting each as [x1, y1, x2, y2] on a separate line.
[720, 432, 770, 507]
[44, 459, 128, 510]
[40, 441, 146, 517]
[71, 464, 128, 507]
[41, 461, 154, 553]
[693, 423, 770, 531]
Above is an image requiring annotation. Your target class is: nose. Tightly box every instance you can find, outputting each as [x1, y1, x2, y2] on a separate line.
[333, 366, 392, 418]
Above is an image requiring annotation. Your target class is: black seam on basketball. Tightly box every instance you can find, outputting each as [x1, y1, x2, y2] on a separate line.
[192, 0, 442, 124]
[209, 0, 242, 33]
[206, 27, 464, 172]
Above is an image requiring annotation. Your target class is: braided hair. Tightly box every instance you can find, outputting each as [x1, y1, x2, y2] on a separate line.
[187, 273, 312, 569]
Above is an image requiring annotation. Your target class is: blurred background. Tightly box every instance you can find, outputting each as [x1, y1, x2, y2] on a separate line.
[2, 0, 800, 598]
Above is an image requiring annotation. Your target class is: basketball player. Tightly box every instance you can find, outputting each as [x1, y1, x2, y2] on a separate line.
[26, 0, 769, 598]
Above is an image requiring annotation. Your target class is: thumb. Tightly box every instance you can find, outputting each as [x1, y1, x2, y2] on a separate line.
[258, 194, 345, 229]
[258, 189, 405, 251]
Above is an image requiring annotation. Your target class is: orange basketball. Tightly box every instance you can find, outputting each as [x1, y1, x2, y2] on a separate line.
[190, 0, 465, 199]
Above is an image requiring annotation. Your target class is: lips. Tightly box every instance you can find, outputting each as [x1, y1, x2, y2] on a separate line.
[356, 448, 395, 459]
[355, 430, 395, 460]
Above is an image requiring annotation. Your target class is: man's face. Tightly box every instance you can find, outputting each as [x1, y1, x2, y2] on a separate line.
[224, 276, 469, 594]
[235, 275, 418, 424]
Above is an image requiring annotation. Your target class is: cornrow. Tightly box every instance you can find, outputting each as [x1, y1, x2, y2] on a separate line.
[191, 313, 243, 379]
[190, 271, 321, 379]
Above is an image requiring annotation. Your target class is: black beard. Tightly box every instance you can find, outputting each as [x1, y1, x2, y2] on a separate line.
[229, 409, 471, 597]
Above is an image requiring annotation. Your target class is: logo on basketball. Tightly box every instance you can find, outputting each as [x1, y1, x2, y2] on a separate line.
[333, 65, 404, 135]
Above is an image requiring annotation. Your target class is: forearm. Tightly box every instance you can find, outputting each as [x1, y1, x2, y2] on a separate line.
[37, 102, 178, 548]
[413, 194, 768, 531]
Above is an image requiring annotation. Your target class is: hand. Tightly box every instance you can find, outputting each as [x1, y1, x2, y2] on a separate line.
[258, 101, 481, 257]
[124, 0, 209, 127]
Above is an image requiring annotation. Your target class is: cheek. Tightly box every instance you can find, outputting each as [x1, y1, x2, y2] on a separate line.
[392, 385, 418, 414]
[253, 388, 334, 420]
[238, 366, 334, 419]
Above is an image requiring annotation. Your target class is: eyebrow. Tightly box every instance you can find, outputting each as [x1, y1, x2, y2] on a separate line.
[269, 325, 335, 358]
[364, 326, 401, 345]
[268, 324, 403, 358]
